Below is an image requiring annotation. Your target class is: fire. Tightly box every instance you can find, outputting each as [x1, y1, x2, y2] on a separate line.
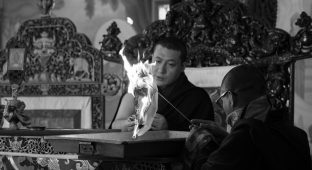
[119, 47, 158, 138]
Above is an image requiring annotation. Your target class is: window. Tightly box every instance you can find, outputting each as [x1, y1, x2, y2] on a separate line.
[152, 0, 170, 22]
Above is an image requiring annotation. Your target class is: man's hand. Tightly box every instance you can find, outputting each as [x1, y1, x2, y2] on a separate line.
[184, 119, 226, 169]
[190, 119, 228, 142]
[125, 115, 136, 132]
[151, 113, 168, 130]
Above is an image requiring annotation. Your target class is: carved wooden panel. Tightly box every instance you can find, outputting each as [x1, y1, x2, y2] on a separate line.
[0, 15, 105, 128]
[128, 0, 312, 121]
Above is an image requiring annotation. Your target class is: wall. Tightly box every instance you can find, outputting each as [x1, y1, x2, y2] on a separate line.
[0, 0, 152, 49]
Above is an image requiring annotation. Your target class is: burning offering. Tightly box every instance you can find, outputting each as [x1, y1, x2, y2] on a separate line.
[120, 48, 158, 138]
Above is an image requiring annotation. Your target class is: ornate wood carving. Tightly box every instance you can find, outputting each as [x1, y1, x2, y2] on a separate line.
[0, 14, 105, 128]
[99, 21, 123, 63]
[134, 0, 312, 118]
[0, 17, 101, 84]
[99, 22, 125, 97]
[292, 12, 312, 55]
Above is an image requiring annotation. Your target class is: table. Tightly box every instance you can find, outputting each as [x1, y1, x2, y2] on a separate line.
[0, 129, 188, 170]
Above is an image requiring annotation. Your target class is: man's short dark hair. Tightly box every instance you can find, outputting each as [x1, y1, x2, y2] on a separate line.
[153, 37, 187, 63]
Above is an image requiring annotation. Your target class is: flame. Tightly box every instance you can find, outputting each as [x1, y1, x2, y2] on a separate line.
[119, 47, 158, 138]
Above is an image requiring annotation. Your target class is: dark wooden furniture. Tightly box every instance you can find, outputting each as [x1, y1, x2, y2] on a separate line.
[0, 130, 186, 170]
[125, 0, 312, 126]
[45, 130, 188, 158]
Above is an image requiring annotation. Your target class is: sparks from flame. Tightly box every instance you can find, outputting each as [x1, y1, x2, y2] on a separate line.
[119, 47, 192, 138]
[120, 47, 158, 138]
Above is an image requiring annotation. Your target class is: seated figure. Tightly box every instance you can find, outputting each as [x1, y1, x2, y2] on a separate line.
[112, 36, 215, 132]
[185, 64, 312, 170]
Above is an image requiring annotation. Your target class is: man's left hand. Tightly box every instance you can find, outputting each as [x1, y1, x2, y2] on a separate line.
[151, 113, 168, 130]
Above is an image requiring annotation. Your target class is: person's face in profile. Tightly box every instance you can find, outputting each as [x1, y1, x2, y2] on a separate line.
[217, 87, 234, 115]
[151, 44, 185, 88]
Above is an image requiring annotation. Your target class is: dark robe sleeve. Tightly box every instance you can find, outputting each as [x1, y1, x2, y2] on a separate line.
[198, 123, 257, 170]
[166, 87, 214, 131]
[198, 119, 312, 170]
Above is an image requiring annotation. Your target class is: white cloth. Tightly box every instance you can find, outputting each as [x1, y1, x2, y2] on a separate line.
[1, 97, 92, 129]
[185, 66, 236, 87]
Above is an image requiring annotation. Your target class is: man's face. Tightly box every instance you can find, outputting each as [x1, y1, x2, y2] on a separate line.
[219, 86, 234, 115]
[151, 44, 184, 88]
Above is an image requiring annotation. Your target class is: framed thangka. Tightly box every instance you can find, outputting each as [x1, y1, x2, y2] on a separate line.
[8, 48, 25, 71]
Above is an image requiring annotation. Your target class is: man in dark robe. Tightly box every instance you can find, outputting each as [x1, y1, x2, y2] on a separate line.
[112, 36, 214, 132]
[186, 64, 312, 170]
[148, 36, 214, 131]
[157, 71, 214, 131]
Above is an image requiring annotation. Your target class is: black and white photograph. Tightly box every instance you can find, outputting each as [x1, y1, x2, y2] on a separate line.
[0, 0, 311, 169]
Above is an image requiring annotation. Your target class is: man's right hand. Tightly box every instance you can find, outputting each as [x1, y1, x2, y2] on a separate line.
[190, 119, 228, 142]
[184, 119, 226, 169]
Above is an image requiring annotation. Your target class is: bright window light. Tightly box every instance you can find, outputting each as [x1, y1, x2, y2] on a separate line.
[158, 4, 170, 20]
[127, 17, 133, 25]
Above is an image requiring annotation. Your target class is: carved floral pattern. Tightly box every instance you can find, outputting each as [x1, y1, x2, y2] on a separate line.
[0, 136, 101, 169]
[140, 0, 312, 114]
[0, 15, 104, 128]
[0, 136, 53, 153]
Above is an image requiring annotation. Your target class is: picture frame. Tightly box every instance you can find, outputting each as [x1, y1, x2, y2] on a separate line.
[8, 48, 25, 71]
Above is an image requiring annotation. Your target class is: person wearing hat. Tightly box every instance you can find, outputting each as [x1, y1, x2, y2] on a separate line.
[185, 64, 311, 170]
